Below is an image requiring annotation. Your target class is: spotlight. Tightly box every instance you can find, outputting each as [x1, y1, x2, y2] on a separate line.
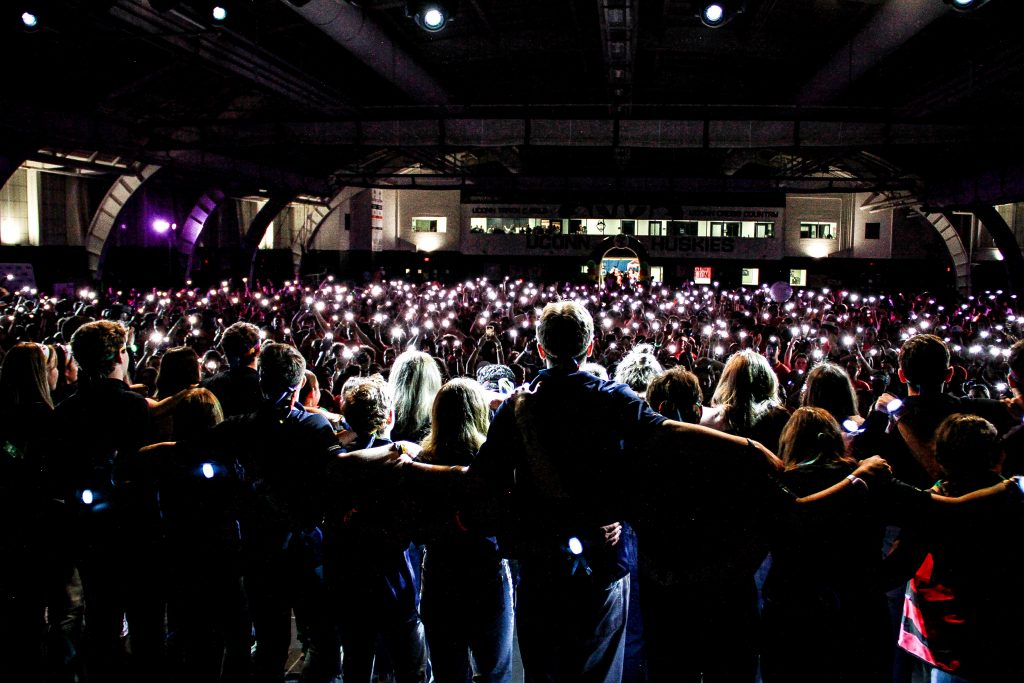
[211, 5, 226, 21]
[699, 1, 743, 28]
[944, 0, 990, 10]
[152, 219, 171, 233]
[407, 1, 457, 32]
[702, 3, 725, 25]
[21, 11, 38, 28]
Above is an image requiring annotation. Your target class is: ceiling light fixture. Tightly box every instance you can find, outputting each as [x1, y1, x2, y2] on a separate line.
[407, 1, 457, 32]
[699, 1, 744, 28]
[945, 0, 991, 11]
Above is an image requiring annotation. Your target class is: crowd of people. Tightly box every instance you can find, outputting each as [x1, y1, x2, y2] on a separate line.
[1, 272, 1022, 683]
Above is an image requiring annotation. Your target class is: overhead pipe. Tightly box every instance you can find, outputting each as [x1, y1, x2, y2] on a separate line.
[797, 0, 948, 105]
[279, 0, 450, 105]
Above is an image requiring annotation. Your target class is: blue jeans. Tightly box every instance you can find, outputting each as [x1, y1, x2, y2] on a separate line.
[421, 559, 514, 683]
[516, 572, 629, 683]
[931, 669, 970, 683]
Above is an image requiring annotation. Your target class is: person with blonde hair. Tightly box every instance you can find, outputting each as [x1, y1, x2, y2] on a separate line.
[419, 378, 514, 682]
[702, 349, 790, 446]
[388, 349, 442, 443]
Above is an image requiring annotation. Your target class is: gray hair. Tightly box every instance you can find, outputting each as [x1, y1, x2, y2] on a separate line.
[614, 344, 663, 394]
[388, 349, 442, 441]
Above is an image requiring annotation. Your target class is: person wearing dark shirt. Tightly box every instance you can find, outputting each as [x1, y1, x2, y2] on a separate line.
[886, 414, 1024, 682]
[326, 375, 431, 683]
[201, 321, 263, 418]
[468, 302, 800, 683]
[854, 334, 1016, 490]
[0, 343, 69, 682]
[210, 344, 409, 683]
[52, 320, 160, 682]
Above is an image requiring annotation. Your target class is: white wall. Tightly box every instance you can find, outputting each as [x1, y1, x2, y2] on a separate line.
[393, 189, 461, 252]
[851, 192, 893, 259]
[784, 195, 844, 259]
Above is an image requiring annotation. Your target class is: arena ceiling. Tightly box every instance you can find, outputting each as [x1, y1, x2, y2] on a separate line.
[3, 0, 1024, 206]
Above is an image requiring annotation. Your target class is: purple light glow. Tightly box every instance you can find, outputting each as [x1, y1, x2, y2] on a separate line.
[152, 219, 171, 233]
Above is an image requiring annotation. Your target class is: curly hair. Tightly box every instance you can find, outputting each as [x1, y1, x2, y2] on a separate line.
[342, 374, 392, 436]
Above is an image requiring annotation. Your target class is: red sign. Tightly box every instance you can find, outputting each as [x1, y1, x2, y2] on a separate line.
[694, 266, 713, 284]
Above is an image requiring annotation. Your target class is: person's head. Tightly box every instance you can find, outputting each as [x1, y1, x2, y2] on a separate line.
[801, 362, 859, 423]
[898, 334, 951, 394]
[70, 320, 128, 380]
[200, 349, 223, 379]
[1008, 339, 1024, 395]
[934, 413, 1000, 478]
[476, 363, 516, 396]
[536, 301, 594, 367]
[299, 370, 321, 408]
[258, 343, 305, 406]
[172, 387, 224, 440]
[155, 346, 200, 399]
[711, 349, 782, 432]
[966, 381, 991, 399]
[0, 342, 53, 409]
[341, 374, 392, 436]
[614, 344, 663, 396]
[579, 361, 609, 380]
[220, 322, 261, 367]
[647, 367, 703, 424]
[388, 349, 442, 440]
[793, 353, 808, 373]
[420, 378, 491, 466]
[777, 407, 850, 470]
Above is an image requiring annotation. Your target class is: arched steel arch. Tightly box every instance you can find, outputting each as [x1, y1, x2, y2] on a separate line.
[86, 164, 161, 280]
[913, 208, 971, 294]
[861, 191, 971, 293]
[244, 195, 295, 282]
[302, 186, 365, 253]
[180, 189, 227, 277]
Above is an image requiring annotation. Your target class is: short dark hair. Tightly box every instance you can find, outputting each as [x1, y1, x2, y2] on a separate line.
[221, 322, 261, 361]
[258, 343, 305, 395]
[898, 334, 950, 390]
[536, 301, 593, 364]
[934, 413, 1000, 476]
[70, 320, 126, 378]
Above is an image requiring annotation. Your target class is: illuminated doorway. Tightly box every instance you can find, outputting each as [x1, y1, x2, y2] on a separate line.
[600, 247, 640, 288]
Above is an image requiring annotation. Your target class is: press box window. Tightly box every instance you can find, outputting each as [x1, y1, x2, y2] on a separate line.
[800, 222, 836, 239]
[710, 222, 740, 237]
[755, 222, 775, 238]
[412, 217, 447, 233]
[864, 222, 881, 240]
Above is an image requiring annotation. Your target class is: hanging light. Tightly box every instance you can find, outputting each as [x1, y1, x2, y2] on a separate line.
[407, 1, 457, 32]
[945, 0, 990, 10]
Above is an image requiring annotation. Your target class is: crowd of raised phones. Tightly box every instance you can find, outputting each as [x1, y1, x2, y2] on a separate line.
[1, 273, 1022, 683]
